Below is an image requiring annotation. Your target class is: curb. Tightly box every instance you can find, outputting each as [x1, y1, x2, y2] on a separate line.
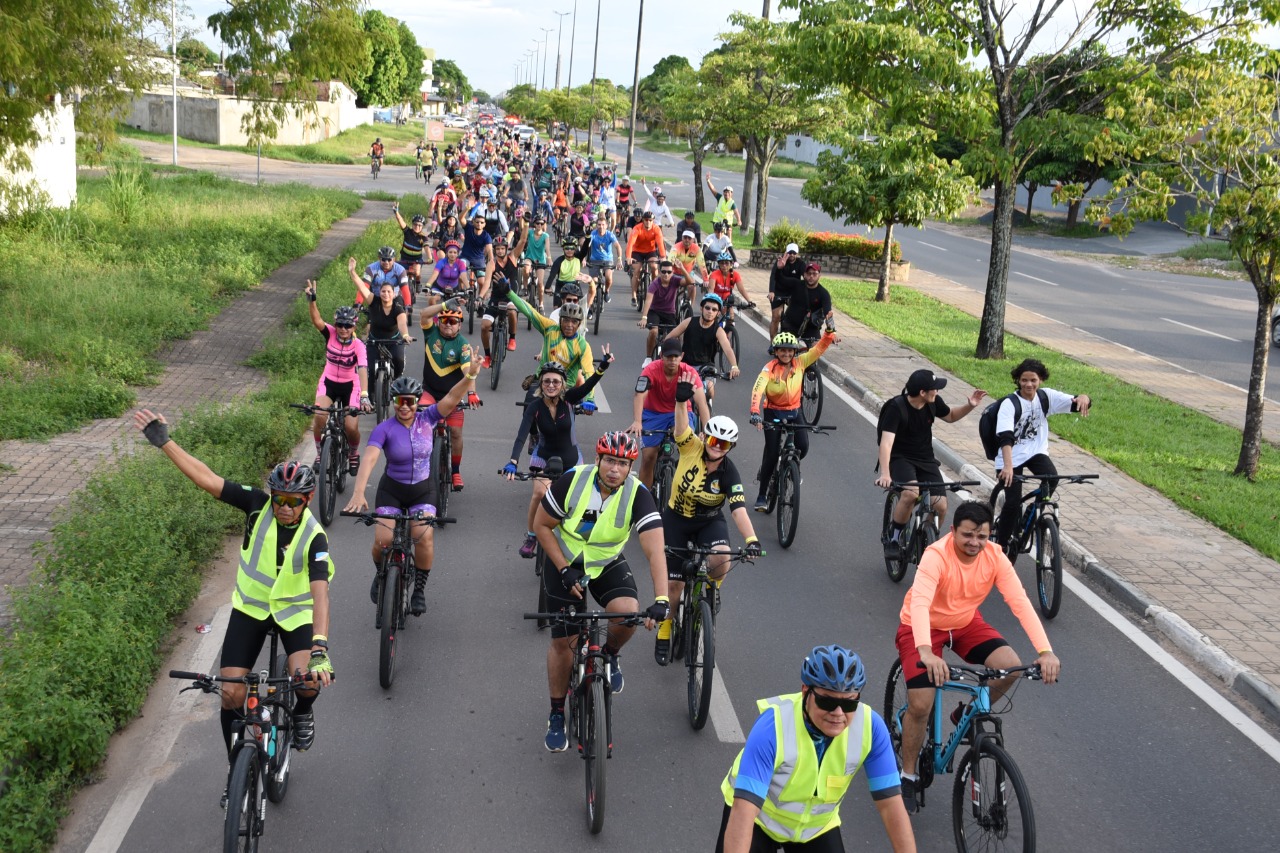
[740, 302, 1280, 727]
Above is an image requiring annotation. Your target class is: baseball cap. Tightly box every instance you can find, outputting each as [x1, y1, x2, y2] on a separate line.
[682, 230, 695, 239]
[805, 262, 822, 273]
[785, 242, 800, 254]
[906, 369, 948, 396]
[660, 337, 683, 356]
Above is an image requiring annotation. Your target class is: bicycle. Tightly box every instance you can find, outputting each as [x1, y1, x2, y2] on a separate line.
[664, 544, 759, 730]
[881, 480, 981, 584]
[884, 660, 1043, 853]
[522, 609, 648, 834]
[289, 402, 359, 526]
[759, 420, 835, 548]
[459, 280, 480, 335]
[342, 510, 455, 688]
[487, 301, 511, 391]
[587, 272, 607, 336]
[170, 634, 325, 853]
[648, 322, 677, 362]
[432, 400, 475, 518]
[366, 336, 412, 423]
[641, 426, 679, 510]
[795, 313, 830, 425]
[631, 261, 652, 311]
[717, 296, 753, 376]
[992, 473, 1098, 619]
[414, 157, 423, 181]
[370, 155, 381, 179]
[502, 458, 566, 627]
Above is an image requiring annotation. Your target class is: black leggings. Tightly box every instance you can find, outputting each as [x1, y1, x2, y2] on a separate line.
[757, 408, 808, 495]
[220, 609, 313, 669]
[991, 453, 1057, 543]
[714, 803, 846, 853]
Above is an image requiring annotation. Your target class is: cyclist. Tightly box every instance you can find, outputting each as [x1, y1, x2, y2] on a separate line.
[431, 182, 458, 224]
[705, 171, 742, 231]
[990, 358, 1092, 545]
[664, 293, 740, 404]
[546, 236, 595, 308]
[481, 193, 510, 244]
[305, 281, 372, 474]
[875, 369, 987, 559]
[505, 165, 528, 213]
[894, 501, 1061, 814]
[718, 646, 915, 852]
[566, 199, 592, 241]
[629, 337, 711, 489]
[421, 240, 471, 307]
[353, 247, 409, 309]
[391, 204, 429, 300]
[626, 210, 668, 307]
[369, 137, 385, 171]
[431, 213, 464, 261]
[419, 301, 481, 490]
[641, 179, 676, 228]
[533, 190, 556, 225]
[638, 259, 686, 358]
[671, 229, 708, 308]
[508, 290, 597, 408]
[768, 243, 805, 340]
[748, 330, 837, 512]
[344, 370, 480, 616]
[655, 390, 760, 665]
[780, 263, 833, 338]
[616, 175, 635, 233]
[703, 220, 738, 272]
[460, 212, 495, 293]
[584, 215, 621, 304]
[596, 175, 617, 230]
[478, 261, 520, 368]
[708, 251, 753, 325]
[133, 412, 334, 767]
[678, 210, 703, 245]
[517, 215, 552, 309]
[533, 430, 671, 751]
[352, 276, 413, 381]
[503, 352, 613, 557]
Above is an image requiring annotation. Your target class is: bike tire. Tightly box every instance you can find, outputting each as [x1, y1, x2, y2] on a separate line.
[490, 323, 506, 391]
[952, 739, 1036, 853]
[372, 368, 389, 423]
[776, 461, 801, 549]
[535, 547, 550, 629]
[593, 292, 603, 336]
[653, 457, 675, 512]
[915, 519, 939, 571]
[883, 658, 906, 756]
[223, 746, 259, 853]
[585, 678, 608, 834]
[718, 324, 739, 375]
[435, 432, 452, 518]
[1035, 514, 1064, 619]
[265, 654, 294, 803]
[882, 492, 909, 583]
[800, 367, 823, 424]
[687, 597, 715, 731]
[378, 553, 401, 689]
[467, 292, 476, 335]
[317, 438, 337, 526]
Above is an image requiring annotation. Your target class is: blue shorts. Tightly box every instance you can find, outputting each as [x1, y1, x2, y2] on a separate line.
[641, 409, 695, 448]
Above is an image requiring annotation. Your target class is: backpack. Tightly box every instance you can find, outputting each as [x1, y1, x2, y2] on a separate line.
[978, 390, 1048, 461]
[876, 394, 933, 447]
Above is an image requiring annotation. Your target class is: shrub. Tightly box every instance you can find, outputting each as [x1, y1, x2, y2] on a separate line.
[763, 219, 902, 262]
[763, 217, 811, 252]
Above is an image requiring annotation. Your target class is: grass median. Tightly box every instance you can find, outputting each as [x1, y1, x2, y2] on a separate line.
[823, 276, 1280, 561]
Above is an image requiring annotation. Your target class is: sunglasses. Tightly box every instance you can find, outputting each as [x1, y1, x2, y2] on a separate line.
[438, 318, 461, 326]
[335, 323, 355, 330]
[395, 395, 419, 408]
[541, 377, 564, 386]
[271, 494, 308, 508]
[702, 304, 720, 312]
[810, 691, 860, 714]
[705, 435, 735, 451]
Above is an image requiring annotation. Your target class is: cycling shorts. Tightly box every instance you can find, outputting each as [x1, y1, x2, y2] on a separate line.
[221, 608, 313, 669]
[419, 390, 465, 428]
[317, 378, 360, 408]
[399, 255, 424, 269]
[641, 409, 696, 448]
[374, 473, 437, 519]
[632, 251, 659, 265]
[522, 259, 550, 270]
[895, 613, 1009, 690]
[482, 299, 514, 322]
[586, 262, 612, 279]
[542, 555, 639, 639]
[662, 509, 729, 582]
[888, 459, 946, 500]
[645, 310, 678, 331]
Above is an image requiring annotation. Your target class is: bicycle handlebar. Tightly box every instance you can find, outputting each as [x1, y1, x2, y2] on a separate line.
[916, 661, 1043, 683]
[523, 611, 648, 625]
[664, 545, 764, 560]
[1010, 473, 1098, 485]
[289, 402, 361, 417]
[762, 421, 837, 432]
[169, 669, 331, 685]
[889, 480, 981, 492]
[340, 510, 457, 526]
[500, 469, 558, 480]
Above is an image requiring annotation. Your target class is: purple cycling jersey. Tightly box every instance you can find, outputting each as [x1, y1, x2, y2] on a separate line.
[367, 404, 443, 484]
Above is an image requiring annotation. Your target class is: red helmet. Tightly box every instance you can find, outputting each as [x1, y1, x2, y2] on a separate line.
[595, 431, 639, 461]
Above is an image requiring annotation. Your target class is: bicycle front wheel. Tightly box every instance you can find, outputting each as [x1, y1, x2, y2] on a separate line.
[490, 323, 506, 391]
[435, 433, 452, 517]
[372, 367, 389, 423]
[882, 658, 906, 756]
[223, 747, 260, 853]
[653, 457, 675, 512]
[686, 597, 715, 730]
[378, 555, 401, 689]
[584, 678, 608, 834]
[953, 740, 1035, 853]
[718, 324, 739, 375]
[882, 492, 909, 583]
[317, 438, 338, 526]
[800, 367, 823, 424]
[593, 292, 603, 336]
[266, 655, 294, 804]
[776, 461, 801, 548]
[1035, 514, 1064, 619]
[467, 293, 476, 335]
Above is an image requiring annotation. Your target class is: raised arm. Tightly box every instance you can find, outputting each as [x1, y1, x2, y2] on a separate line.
[133, 409, 225, 497]
[305, 280, 326, 331]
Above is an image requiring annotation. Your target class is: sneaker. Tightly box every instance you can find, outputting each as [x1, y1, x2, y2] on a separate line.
[519, 533, 538, 558]
[313, 454, 321, 470]
[609, 655, 624, 694]
[481, 355, 493, 368]
[451, 472, 464, 490]
[883, 538, 903, 561]
[545, 712, 568, 752]
[369, 575, 379, 604]
[605, 290, 612, 303]
[753, 496, 768, 513]
[348, 453, 359, 476]
[631, 296, 638, 307]
[507, 337, 517, 351]
[900, 776, 920, 814]
[654, 635, 670, 666]
[410, 571, 428, 616]
[292, 712, 315, 751]
[220, 786, 229, 811]
[587, 309, 594, 320]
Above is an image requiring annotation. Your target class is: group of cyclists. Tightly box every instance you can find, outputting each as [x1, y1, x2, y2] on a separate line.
[134, 119, 1074, 853]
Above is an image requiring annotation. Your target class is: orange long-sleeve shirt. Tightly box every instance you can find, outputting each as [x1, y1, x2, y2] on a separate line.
[626, 222, 668, 259]
[749, 332, 834, 413]
[900, 533, 1053, 654]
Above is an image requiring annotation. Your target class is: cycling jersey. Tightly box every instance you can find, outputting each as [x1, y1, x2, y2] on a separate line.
[432, 257, 468, 292]
[460, 228, 492, 268]
[708, 269, 742, 301]
[420, 322, 472, 398]
[749, 333, 834, 413]
[319, 325, 366, 384]
[508, 371, 603, 467]
[670, 242, 703, 276]
[364, 261, 406, 289]
[367, 404, 443, 484]
[549, 255, 583, 284]
[667, 429, 746, 518]
[400, 226, 427, 264]
[585, 230, 619, 264]
[616, 185, 633, 206]
[508, 291, 596, 395]
[626, 223, 667, 259]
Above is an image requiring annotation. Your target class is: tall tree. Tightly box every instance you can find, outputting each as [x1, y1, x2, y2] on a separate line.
[395, 21, 427, 106]
[209, 0, 366, 146]
[434, 59, 472, 107]
[176, 37, 218, 78]
[657, 66, 729, 211]
[352, 9, 407, 108]
[637, 54, 693, 128]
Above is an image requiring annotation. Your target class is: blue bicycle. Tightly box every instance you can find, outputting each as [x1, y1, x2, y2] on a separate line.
[884, 659, 1043, 853]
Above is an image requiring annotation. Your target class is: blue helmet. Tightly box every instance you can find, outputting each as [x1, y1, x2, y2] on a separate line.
[801, 645, 866, 692]
[717, 250, 734, 263]
[700, 293, 723, 310]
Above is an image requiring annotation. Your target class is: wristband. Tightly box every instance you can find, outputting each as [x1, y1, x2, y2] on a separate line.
[311, 639, 329, 650]
[307, 292, 317, 302]
[745, 537, 758, 545]
[655, 595, 669, 603]
[1038, 649, 1052, 656]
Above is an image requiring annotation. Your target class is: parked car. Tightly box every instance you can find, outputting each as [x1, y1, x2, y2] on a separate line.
[443, 115, 469, 128]
[514, 125, 538, 143]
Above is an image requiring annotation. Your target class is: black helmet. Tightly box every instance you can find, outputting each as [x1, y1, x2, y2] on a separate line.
[411, 214, 426, 226]
[267, 461, 316, 495]
[334, 306, 359, 327]
[539, 361, 567, 379]
[562, 237, 580, 251]
[378, 246, 396, 261]
[389, 376, 423, 398]
[559, 281, 583, 300]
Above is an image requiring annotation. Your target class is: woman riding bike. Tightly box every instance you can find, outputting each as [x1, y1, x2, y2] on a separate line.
[431, 213, 464, 261]
[354, 277, 413, 381]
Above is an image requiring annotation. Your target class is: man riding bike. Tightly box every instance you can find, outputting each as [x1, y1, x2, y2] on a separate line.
[418, 302, 482, 490]
[626, 210, 668, 307]
[584, 216, 621, 304]
[369, 137, 385, 171]
[546, 237, 595, 310]
[478, 249, 520, 368]
[392, 205, 429, 304]
[629, 337, 711, 489]
[663, 293, 740, 405]
[353, 247, 409, 309]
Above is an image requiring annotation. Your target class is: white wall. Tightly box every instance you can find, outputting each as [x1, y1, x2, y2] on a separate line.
[783, 134, 842, 166]
[0, 96, 76, 215]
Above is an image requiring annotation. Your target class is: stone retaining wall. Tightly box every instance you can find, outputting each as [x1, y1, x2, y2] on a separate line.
[746, 248, 911, 282]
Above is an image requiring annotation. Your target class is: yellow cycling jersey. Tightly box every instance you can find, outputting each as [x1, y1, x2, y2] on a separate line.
[668, 429, 747, 517]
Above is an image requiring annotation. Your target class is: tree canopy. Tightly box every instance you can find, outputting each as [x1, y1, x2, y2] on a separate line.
[434, 59, 472, 106]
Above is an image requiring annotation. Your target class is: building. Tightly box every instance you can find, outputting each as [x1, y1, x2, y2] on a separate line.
[0, 95, 76, 216]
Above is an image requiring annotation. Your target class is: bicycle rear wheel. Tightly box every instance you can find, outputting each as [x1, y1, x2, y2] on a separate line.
[653, 456, 675, 512]
[223, 747, 260, 853]
[317, 438, 337, 526]
[435, 432, 452, 518]
[686, 597, 715, 730]
[882, 492, 909, 583]
[776, 461, 801, 548]
[915, 519, 938, 570]
[584, 678, 608, 834]
[534, 547, 550, 629]
[490, 322, 506, 391]
[882, 658, 906, 755]
[467, 291, 476, 335]
[593, 290, 603, 336]
[378, 554, 401, 689]
[800, 367, 823, 424]
[718, 323, 739, 375]
[952, 740, 1035, 853]
[1035, 514, 1063, 619]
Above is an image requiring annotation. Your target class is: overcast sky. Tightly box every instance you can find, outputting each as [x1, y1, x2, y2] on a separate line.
[183, 1, 783, 98]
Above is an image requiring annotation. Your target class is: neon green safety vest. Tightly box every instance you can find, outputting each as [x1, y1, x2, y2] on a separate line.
[721, 693, 873, 844]
[552, 465, 639, 578]
[715, 195, 736, 224]
[233, 508, 333, 631]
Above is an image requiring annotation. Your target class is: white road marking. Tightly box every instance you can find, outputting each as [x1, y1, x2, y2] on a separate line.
[1160, 317, 1241, 343]
[710, 666, 746, 743]
[592, 383, 611, 414]
[917, 241, 948, 252]
[1013, 271, 1059, 286]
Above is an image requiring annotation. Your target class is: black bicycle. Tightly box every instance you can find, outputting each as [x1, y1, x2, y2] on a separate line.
[503, 456, 565, 628]
[993, 473, 1097, 618]
[342, 510, 455, 688]
[289, 402, 359, 526]
[488, 302, 511, 391]
[665, 544, 759, 730]
[366, 337, 411, 423]
[641, 426, 678, 510]
[717, 296, 753, 376]
[631, 261, 652, 310]
[522, 609, 648, 834]
[760, 420, 836, 548]
[881, 480, 981, 583]
[432, 400, 475, 518]
[795, 313, 831, 425]
[171, 633, 325, 852]
[648, 322, 678, 362]
[587, 271, 608, 336]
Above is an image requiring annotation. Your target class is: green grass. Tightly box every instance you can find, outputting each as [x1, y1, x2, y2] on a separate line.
[822, 275, 1280, 560]
[633, 131, 822, 181]
[687, 211, 757, 250]
[0, 168, 360, 439]
[1175, 240, 1244, 272]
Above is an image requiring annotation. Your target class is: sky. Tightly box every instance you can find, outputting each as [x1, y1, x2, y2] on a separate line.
[182, 0, 783, 99]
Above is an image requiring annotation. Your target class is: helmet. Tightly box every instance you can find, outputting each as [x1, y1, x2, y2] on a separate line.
[437, 307, 465, 322]
[378, 246, 396, 261]
[700, 293, 724, 310]
[559, 282, 583, 300]
[562, 237, 580, 251]
[771, 332, 801, 351]
[412, 214, 426, 226]
[538, 361, 567, 379]
[559, 301, 585, 321]
[704, 415, 739, 444]
[533, 216, 546, 224]
[443, 240, 461, 252]
[375, 137, 381, 143]
[389, 376, 423, 398]
[267, 461, 317, 495]
[801, 645, 866, 693]
[596, 430, 639, 461]
[713, 221, 725, 231]
[717, 250, 734, 263]
[334, 306, 359, 327]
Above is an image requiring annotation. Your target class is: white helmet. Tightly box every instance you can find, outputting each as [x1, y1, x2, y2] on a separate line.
[704, 415, 739, 444]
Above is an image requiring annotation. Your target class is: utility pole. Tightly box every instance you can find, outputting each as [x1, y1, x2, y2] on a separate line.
[553, 11, 570, 90]
[625, 0, 645, 175]
[566, 0, 579, 90]
[740, 0, 771, 239]
[587, 0, 601, 157]
[540, 28, 553, 91]
[171, 0, 178, 166]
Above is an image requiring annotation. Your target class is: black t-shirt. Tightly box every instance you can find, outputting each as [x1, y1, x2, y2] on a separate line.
[770, 258, 806, 299]
[681, 319, 721, 366]
[876, 395, 952, 465]
[366, 299, 406, 339]
[218, 482, 330, 583]
[781, 283, 832, 337]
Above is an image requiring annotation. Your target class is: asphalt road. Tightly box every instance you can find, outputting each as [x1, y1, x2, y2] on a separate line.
[96, 291, 1280, 852]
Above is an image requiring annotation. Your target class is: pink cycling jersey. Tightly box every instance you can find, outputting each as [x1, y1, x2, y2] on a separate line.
[319, 324, 368, 383]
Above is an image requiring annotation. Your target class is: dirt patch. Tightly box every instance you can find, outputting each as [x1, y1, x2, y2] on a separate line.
[1059, 251, 1248, 281]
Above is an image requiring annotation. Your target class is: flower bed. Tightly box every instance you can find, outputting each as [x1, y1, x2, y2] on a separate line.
[747, 249, 912, 282]
[750, 220, 909, 280]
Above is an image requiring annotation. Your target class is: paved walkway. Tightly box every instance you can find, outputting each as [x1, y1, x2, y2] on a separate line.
[736, 264, 1280, 725]
[0, 202, 387, 632]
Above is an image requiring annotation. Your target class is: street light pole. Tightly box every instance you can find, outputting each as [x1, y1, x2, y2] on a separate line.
[540, 27, 553, 91]
[171, 0, 178, 166]
[587, 0, 601, 157]
[532, 40, 541, 91]
[553, 11, 570, 90]
[566, 0, 578, 90]
[625, 0, 645, 175]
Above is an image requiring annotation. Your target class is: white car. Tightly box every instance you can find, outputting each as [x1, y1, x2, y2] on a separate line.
[515, 125, 538, 143]
[443, 116, 468, 128]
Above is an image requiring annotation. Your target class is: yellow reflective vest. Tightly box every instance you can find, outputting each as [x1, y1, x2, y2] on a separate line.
[721, 693, 873, 844]
[552, 465, 639, 578]
[232, 508, 332, 631]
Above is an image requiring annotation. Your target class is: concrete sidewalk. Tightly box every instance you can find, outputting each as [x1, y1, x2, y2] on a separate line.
[735, 264, 1280, 726]
[0, 202, 387, 632]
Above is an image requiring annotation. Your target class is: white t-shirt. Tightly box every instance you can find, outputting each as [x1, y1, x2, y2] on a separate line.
[994, 388, 1076, 469]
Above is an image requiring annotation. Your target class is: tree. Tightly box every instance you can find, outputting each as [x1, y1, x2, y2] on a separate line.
[803, 128, 974, 300]
[395, 21, 426, 106]
[352, 9, 406, 108]
[657, 66, 729, 211]
[473, 89, 492, 105]
[176, 37, 217, 78]
[209, 0, 366, 147]
[1086, 57, 1280, 479]
[434, 58, 472, 107]
[637, 54, 693, 129]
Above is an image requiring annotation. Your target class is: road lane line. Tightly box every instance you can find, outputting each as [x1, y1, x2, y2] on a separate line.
[917, 241, 948, 252]
[1160, 317, 1241, 343]
[593, 383, 612, 414]
[1013, 271, 1059, 286]
[710, 666, 747, 743]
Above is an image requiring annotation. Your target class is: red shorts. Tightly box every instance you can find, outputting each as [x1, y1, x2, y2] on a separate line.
[895, 612, 1008, 689]
[419, 391, 465, 428]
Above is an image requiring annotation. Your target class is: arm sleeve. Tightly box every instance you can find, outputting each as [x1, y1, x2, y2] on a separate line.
[631, 484, 663, 533]
[798, 332, 834, 368]
[750, 368, 769, 414]
[565, 369, 604, 404]
[908, 550, 943, 649]
[218, 481, 267, 514]
[509, 401, 540, 462]
[508, 289, 554, 333]
[993, 552, 1054, 652]
[732, 709, 779, 807]
[306, 532, 331, 584]
[864, 712, 904, 799]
